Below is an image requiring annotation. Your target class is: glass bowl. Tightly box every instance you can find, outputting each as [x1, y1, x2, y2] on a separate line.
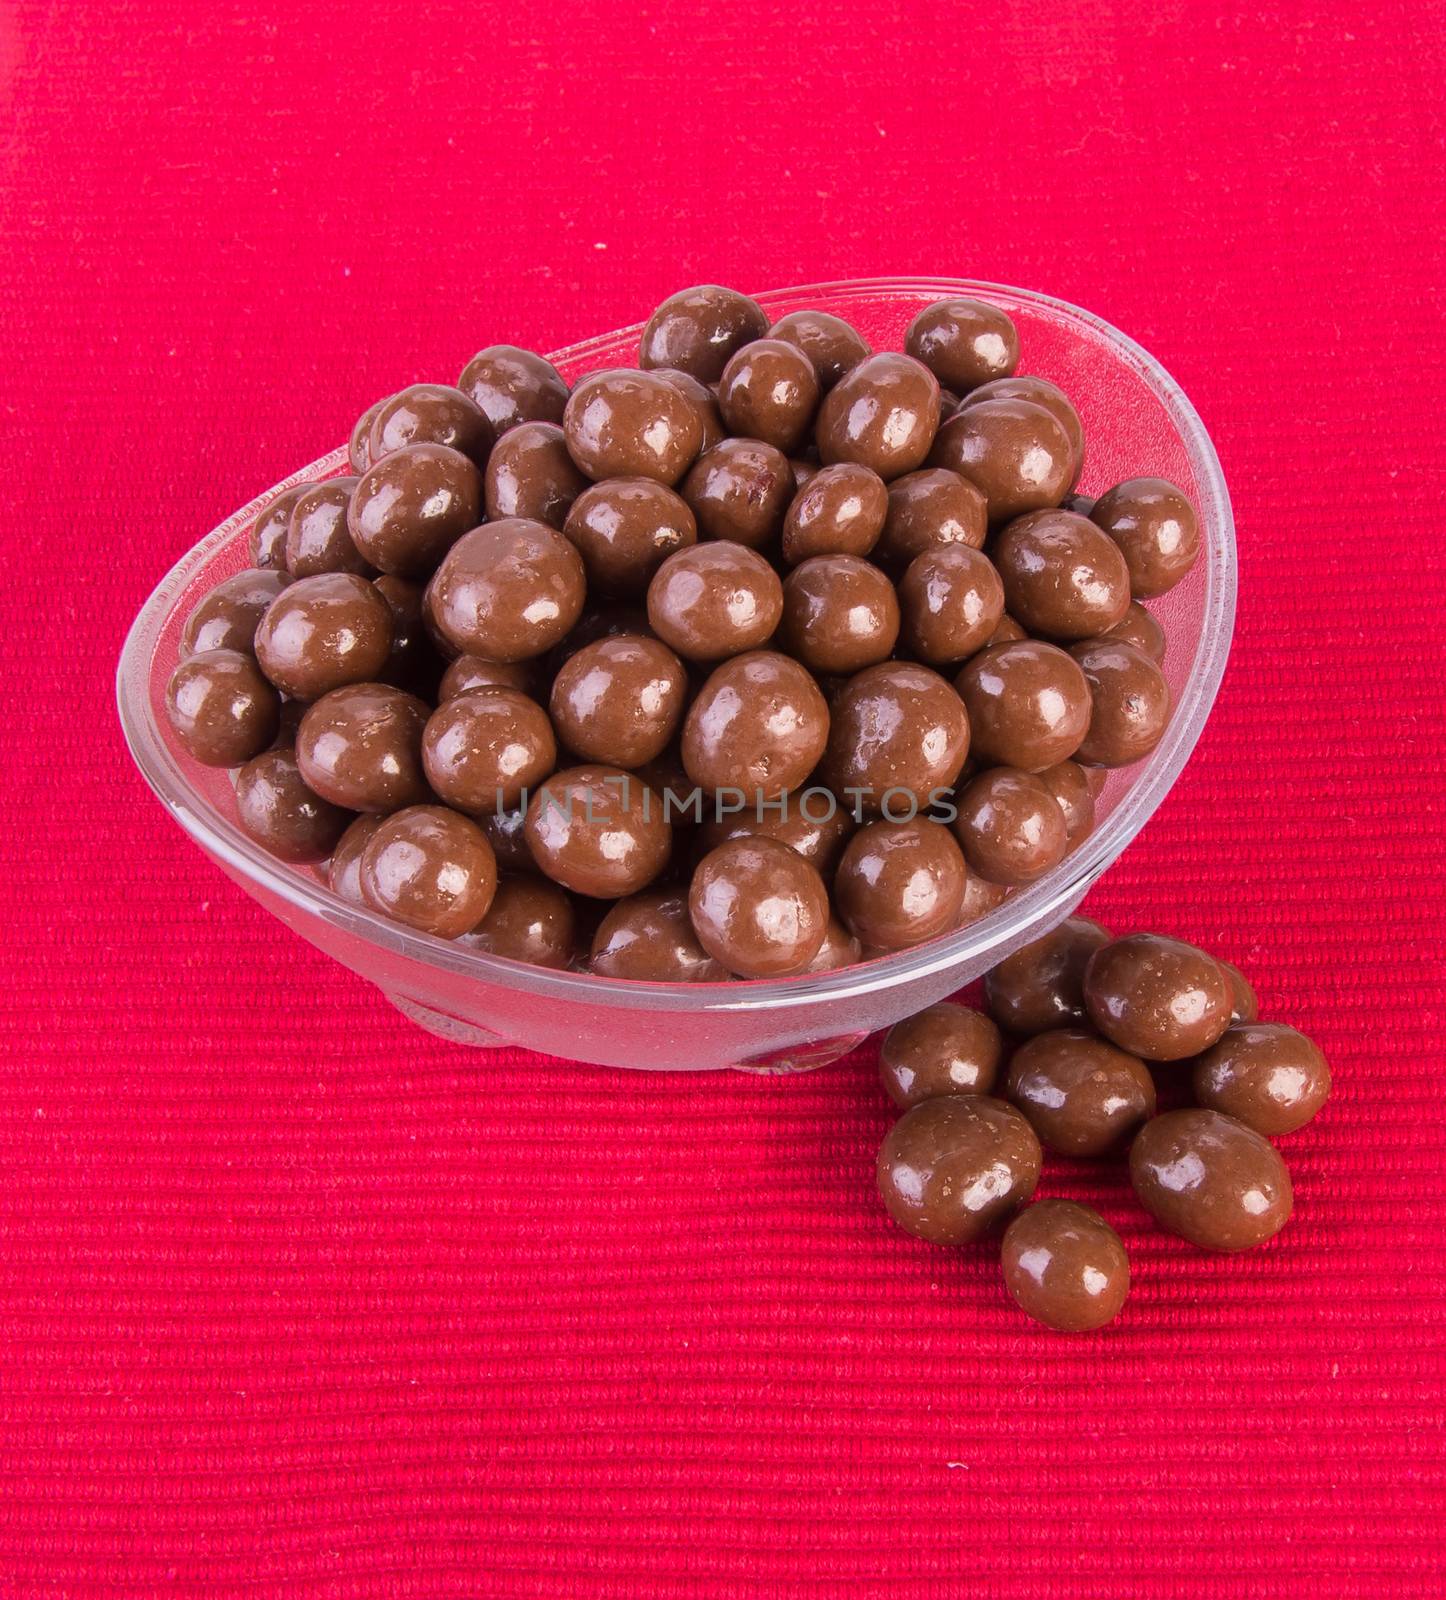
[117, 277, 1235, 1073]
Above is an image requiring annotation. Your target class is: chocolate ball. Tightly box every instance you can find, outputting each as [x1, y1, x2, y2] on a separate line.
[234, 747, 351, 863]
[680, 438, 794, 548]
[369, 383, 492, 469]
[956, 870, 1011, 928]
[484, 420, 589, 529]
[1036, 759, 1096, 845]
[801, 917, 864, 973]
[165, 648, 280, 766]
[459, 874, 577, 969]
[1069, 640, 1172, 768]
[427, 519, 586, 662]
[296, 683, 430, 813]
[285, 477, 370, 578]
[180, 569, 288, 658]
[590, 890, 727, 982]
[349, 442, 483, 578]
[438, 655, 536, 701]
[422, 687, 557, 815]
[957, 376, 1084, 482]
[986, 614, 1027, 647]
[254, 574, 393, 701]
[649, 367, 727, 452]
[682, 651, 830, 800]
[481, 804, 532, 874]
[767, 308, 871, 389]
[953, 768, 1069, 886]
[639, 285, 769, 383]
[1084, 933, 1234, 1061]
[905, 297, 1020, 393]
[877, 1096, 1042, 1245]
[349, 398, 386, 474]
[550, 635, 687, 768]
[688, 837, 829, 978]
[371, 575, 440, 694]
[1001, 1200, 1130, 1333]
[327, 813, 383, 905]
[647, 543, 783, 662]
[993, 510, 1132, 641]
[781, 463, 889, 564]
[249, 485, 308, 571]
[359, 804, 498, 938]
[698, 798, 855, 879]
[1192, 1023, 1331, 1135]
[564, 369, 702, 485]
[1219, 959, 1259, 1023]
[1005, 1029, 1156, 1157]
[816, 353, 941, 480]
[458, 345, 570, 436]
[1091, 477, 1200, 598]
[779, 555, 900, 674]
[1102, 600, 1167, 663]
[898, 544, 1005, 666]
[821, 662, 970, 812]
[563, 478, 697, 596]
[835, 819, 966, 950]
[955, 640, 1091, 772]
[1130, 1109, 1293, 1252]
[717, 337, 820, 454]
[983, 916, 1112, 1034]
[525, 765, 671, 897]
[879, 1003, 1004, 1106]
[876, 468, 988, 567]
[929, 399, 1073, 522]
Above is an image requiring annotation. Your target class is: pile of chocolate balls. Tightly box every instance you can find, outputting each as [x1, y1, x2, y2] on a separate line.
[164, 283, 1203, 979]
[877, 921, 1330, 1330]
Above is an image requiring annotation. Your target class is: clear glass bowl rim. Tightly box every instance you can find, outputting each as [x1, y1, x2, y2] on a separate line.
[116, 275, 1235, 1017]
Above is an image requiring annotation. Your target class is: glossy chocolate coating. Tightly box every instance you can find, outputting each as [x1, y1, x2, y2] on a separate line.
[835, 819, 966, 950]
[877, 468, 989, 568]
[1005, 1029, 1156, 1156]
[359, 804, 498, 938]
[327, 813, 383, 905]
[646, 542, 783, 661]
[422, 687, 557, 815]
[781, 463, 888, 564]
[953, 768, 1069, 886]
[369, 383, 492, 468]
[371, 576, 439, 694]
[767, 309, 871, 388]
[1001, 1200, 1130, 1333]
[484, 420, 589, 529]
[879, 1003, 1003, 1106]
[249, 485, 307, 571]
[1102, 600, 1167, 663]
[984, 916, 1112, 1035]
[955, 639, 1091, 772]
[688, 836, 829, 977]
[550, 635, 687, 767]
[166, 648, 280, 766]
[296, 682, 430, 813]
[698, 798, 854, 879]
[1130, 1109, 1293, 1252]
[254, 573, 393, 701]
[525, 765, 671, 897]
[459, 874, 577, 969]
[779, 555, 900, 674]
[1084, 933, 1234, 1060]
[1037, 759, 1096, 845]
[349, 442, 482, 579]
[955, 869, 1011, 928]
[986, 614, 1027, 647]
[481, 805, 532, 874]
[285, 477, 370, 578]
[234, 747, 351, 863]
[1091, 477, 1200, 598]
[898, 544, 1005, 665]
[564, 369, 703, 485]
[905, 297, 1019, 393]
[458, 345, 569, 436]
[1192, 1023, 1331, 1135]
[929, 399, 1072, 522]
[877, 1096, 1042, 1245]
[957, 376, 1084, 482]
[438, 655, 535, 701]
[994, 510, 1132, 641]
[717, 337, 820, 454]
[680, 438, 794, 548]
[816, 353, 941, 480]
[821, 662, 970, 811]
[800, 916, 863, 973]
[349, 398, 386, 474]
[590, 890, 727, 982]
[1069, 639, 1172, 768]
[1219, 959, 1259, 1023]
[639, 285, 769, 383]
[428, 519, 586, 662]
[649, 368, 726, 452]
[180, 569, 288, 658]
[562, 477, 697, 597]
[682, 651, 830, 800]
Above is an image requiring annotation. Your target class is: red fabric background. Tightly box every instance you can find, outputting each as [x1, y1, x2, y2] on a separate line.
[2, 1, 1444, 1594]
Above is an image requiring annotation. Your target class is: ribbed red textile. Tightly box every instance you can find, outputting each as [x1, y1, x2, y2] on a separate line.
[2, 2, 1443, 1594]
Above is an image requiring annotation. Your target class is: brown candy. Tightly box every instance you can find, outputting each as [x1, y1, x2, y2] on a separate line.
[460, 874, 577, 969]
[929, 399, 1073, 522]
[984, 916, 1112, 1034]
[1069, 640, 1172, 768]
[647, 543, 783, 662]
[564, 369, 703, 485]
[1191, 1023, 1331, 1135]
[878, 1003, 1004, 1106]
[285, 477, 370, 578]
[766, 309, 871, 389]
[525, 765, 671, 897]
[953, 769, 1069, 886]
[349, 442, 483, 579]
[835, 819, 966, 950]
[1219, 959, 1260, 1023]
[369, 383, 492, 468]
[563, 478, 697, 596]
[717, 337, 820, 454]
[898, 544, 1005, 665]
[877, 1096, 1042, 1245]
[550, 635, 687, 768]
[681, 438, 794, 548]
[698, 798, 854, 879]
[682, 651, 830, 800]
[639, 285, 769, 383]
[1130, 1109, 1293, 1252]
[955, 640, 1091, 772]
[427, 519, 586, 662]
[957, 376, 1084, 483]
[327, 814, 383, 905]
[688, 836, 829, 977]
[349, 399, 386, 474]
[1001, 1200, 1130, 1333]
[371, 576, 436, 693]
[955, 869, 1011, 928]
[438, 655, 536, 701]
[877, 468, 988, 567]
[458, 345, 570, 436]
[780, 555, 900, 674]
[249, 485, 308, 571]
[800, 917, 863, 973]
[781, 463, 889, 564]
[1036, 760, 1096, 845]
[296, 683, 431, 813]
[1084, 933, 1234, 1061]
[421, 687, 557, 815]
[166, 648, 281, 766]
[254, 573, 393, 701]
[1090, 477, 1200, 598]
[821, 662, 970, 811]
[816, 353, 941, 480]
[993, 510, 1132, 641]
[484, 420, 589, 529]
[590, 890, 727, 982]
[649, 368, 727, 452]
[1102, 600, 1167, 663]
[480, 805, 532, 874]
[359, 804, 498, 939]
[1005, 1029, 1156, 1156]
[234, 747, 351, 863]
[905, 297, 1019, 393]
[180, 569, 288, 659]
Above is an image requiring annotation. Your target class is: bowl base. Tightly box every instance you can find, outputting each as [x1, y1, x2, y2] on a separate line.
[386, 992, 511, 1049]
